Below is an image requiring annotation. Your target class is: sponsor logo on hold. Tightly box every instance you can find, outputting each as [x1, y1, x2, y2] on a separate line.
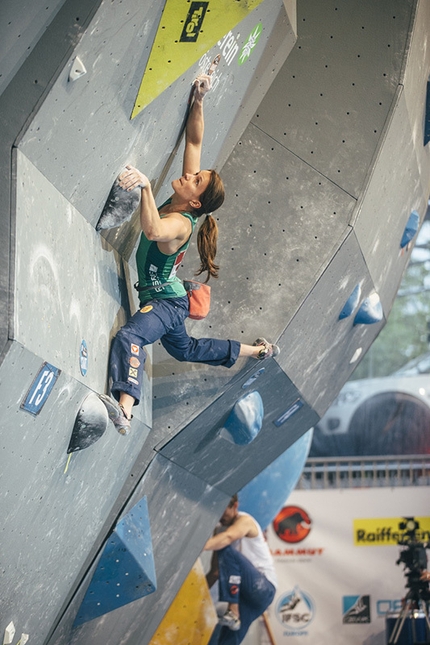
[276, 586, 315, 631]
[273, 506, 312, 543]
[343, 595, 371, 623]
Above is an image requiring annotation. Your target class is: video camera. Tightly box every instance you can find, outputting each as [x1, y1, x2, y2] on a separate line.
[396, 517, 429, 598]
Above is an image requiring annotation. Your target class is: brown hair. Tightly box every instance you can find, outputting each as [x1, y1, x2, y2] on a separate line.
[193, 170, 225, 283]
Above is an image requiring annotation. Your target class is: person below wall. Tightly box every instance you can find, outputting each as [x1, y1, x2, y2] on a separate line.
[204, 494, 277, 644]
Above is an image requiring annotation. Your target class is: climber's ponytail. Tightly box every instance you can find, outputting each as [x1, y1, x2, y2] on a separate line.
[193, 170, 225, 283]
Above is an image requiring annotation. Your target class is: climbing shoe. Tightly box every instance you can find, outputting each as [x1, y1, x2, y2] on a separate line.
[219, 610, 241, 631]
[99, 394, 131, 436]
[253, 337, 280, 360]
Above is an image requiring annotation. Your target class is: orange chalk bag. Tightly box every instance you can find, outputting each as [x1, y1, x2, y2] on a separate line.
[134, 280, 211, 320]
[183, 280, 211, 320]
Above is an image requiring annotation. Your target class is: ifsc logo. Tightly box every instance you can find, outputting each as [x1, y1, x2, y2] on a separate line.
[276, 586, 315, 631]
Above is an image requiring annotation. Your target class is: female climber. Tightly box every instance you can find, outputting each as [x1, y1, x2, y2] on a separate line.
[100, 74, 279, 435]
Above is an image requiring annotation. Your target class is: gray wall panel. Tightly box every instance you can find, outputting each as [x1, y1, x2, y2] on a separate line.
[252, 0, 415, 198]
[152, 123, 356, 434]
[19, 0, 293, 233]
[402, 0, 430, 198]
[277, 231, 384, 416]
[53, 454, 229, 645]
[0, 0, 102, 364]
[0, 0, 67, 97]
[0, 341, 151, 645]
[15, 150, 152, 426]
[353, 88, 428, 311]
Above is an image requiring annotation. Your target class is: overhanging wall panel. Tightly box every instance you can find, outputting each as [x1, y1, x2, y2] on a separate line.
[277, 230, 383, 416]
[353, 88, 427, 312]
[158, 359, 319, 495]
[401, 0, 430, 199]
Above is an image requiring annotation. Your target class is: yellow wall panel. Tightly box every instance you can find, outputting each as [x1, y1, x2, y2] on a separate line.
[149, 558, 217, 645]
[131, 0, 265, 118]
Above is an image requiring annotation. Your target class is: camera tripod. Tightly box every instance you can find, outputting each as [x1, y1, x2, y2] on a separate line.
[387, 589, 430, 645]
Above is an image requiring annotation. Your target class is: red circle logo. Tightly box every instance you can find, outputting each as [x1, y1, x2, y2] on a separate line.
[273, 505, 312, 543]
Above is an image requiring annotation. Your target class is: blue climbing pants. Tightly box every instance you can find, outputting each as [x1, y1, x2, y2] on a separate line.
[109, 296, 241, 405]
[217, 545, 276, 645]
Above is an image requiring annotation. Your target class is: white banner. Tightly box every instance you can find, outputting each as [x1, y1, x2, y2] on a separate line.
[264, 487, 430, 645]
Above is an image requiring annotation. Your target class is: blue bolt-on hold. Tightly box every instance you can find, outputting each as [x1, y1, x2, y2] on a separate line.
[73, 496, 156, 626]
[353, 292, 383, 326]
[339, 283, 362, 320]
[400, 210, 420, 248]
[220, 391, 264, 445]
[424, 79, 430, 146]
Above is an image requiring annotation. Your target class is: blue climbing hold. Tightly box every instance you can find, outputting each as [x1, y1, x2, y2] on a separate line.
[339, 283, 361, 320]
[220, 391, 264, 445]
[353, 292, 383, 326]
[400, 210, 420, 249]
[73, 496, 156, 626]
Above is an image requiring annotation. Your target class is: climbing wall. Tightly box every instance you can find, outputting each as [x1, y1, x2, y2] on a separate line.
[0, 1, 297, 644]
[0, 0, 429, 645]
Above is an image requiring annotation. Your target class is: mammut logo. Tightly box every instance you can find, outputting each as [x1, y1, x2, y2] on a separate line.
[180, 2, 208, 43]
[273, 506, 312, 544]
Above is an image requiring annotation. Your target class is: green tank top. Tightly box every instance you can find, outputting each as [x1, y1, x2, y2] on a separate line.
[136, 199, 198, 304]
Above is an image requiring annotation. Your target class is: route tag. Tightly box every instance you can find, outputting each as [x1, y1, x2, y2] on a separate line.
[21, 362, 61, 416]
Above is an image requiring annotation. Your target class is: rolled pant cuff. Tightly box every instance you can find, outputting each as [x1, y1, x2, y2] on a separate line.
[111, 380, 141, 405]
[226, 340, 241, 367]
